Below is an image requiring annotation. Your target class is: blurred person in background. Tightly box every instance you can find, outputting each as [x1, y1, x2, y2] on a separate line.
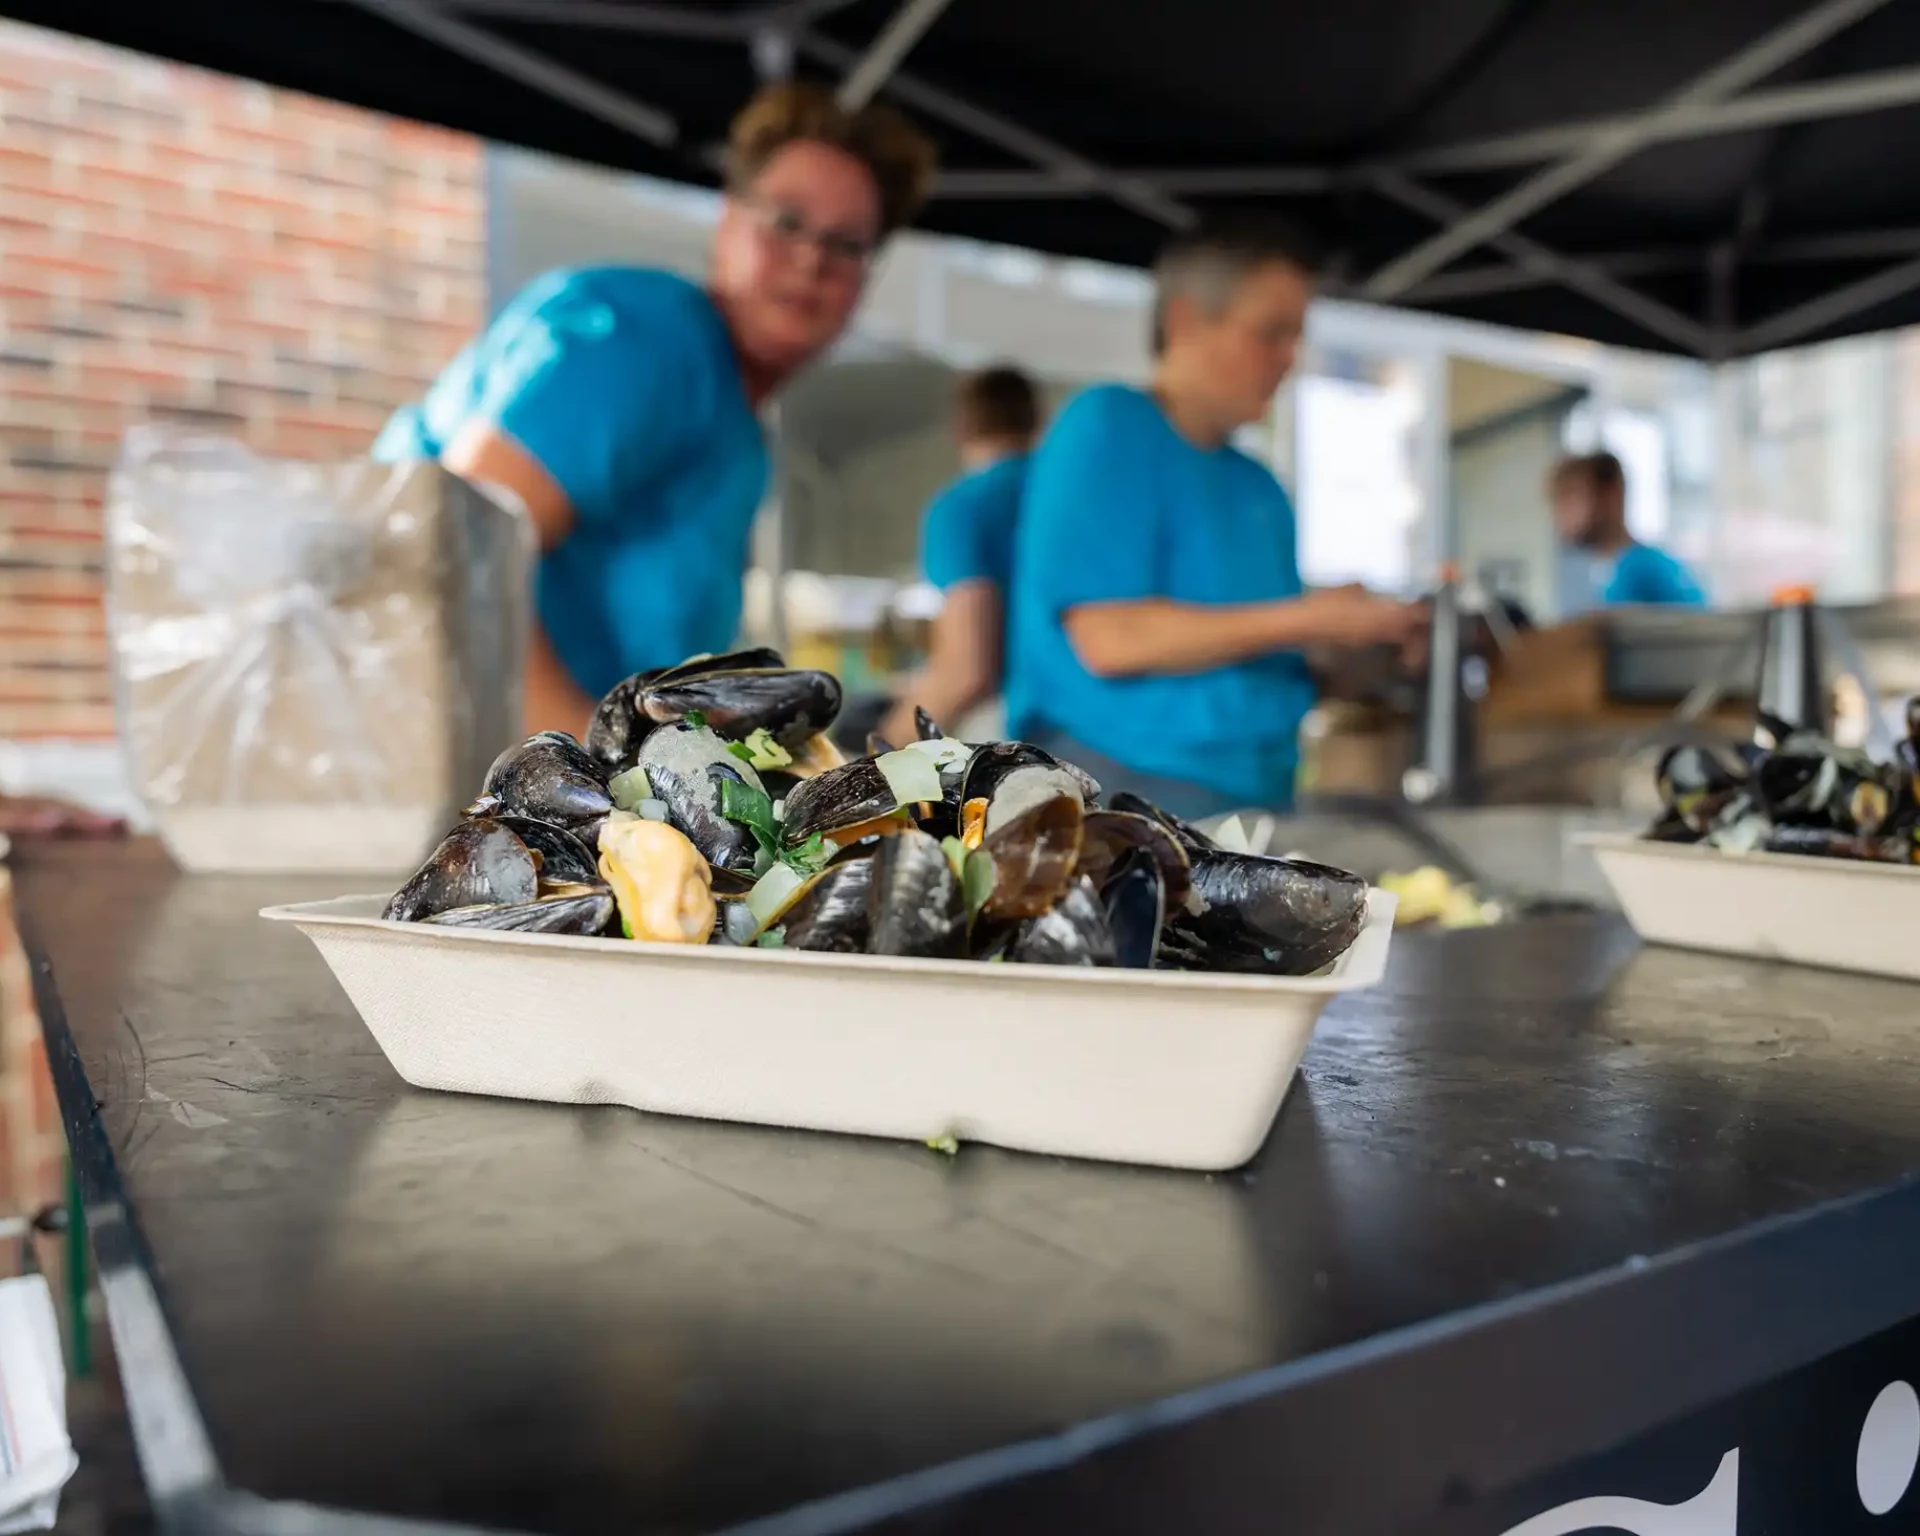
[1006, 221, 1425, 821]
[880, 364, 1042, 744]
[373, 84, 937, 737]
[1551, 450, 1705, 610]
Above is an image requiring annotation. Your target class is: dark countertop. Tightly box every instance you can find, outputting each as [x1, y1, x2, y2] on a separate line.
[15, 839, 1920, 1536]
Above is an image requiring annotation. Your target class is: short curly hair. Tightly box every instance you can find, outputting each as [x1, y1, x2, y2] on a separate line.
[724, 82, 938, 238]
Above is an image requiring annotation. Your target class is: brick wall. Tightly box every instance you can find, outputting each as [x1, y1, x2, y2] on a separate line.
[0, 19, 487, 741]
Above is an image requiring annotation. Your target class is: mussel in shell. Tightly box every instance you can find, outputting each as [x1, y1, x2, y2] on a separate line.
[1106, 791, 1215, 852]
[424, 887, 616, 936]
[866, 829, 966, 959]
[779, 856, 876, 953]
[384, 817, 540, 922]
[473, 733, 613, 836]
[494, 815, 600, 887]
[780, 758, 901, 849]
[961, 743, 1097, 839]
[1101, 852, 1166, 970]
[979, 793, 1084, 922]
[635, 723, 766, 877]
[585, 668, 667, 772]
[642, 660, 842, 752]
[1163, 851, 1368, 976]
[1010, 876, 1117, 967]
[1654, 743, 1748, 834]
[1076, 809, 1194, 915]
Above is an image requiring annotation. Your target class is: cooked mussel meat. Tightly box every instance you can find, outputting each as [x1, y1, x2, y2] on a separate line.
[633, 723, 766, 877]
[1009, 876, 1117, 968]
[1163, 850, 1368, 976]
[383, 817, 539, 922]
[866, 828, 966, 958]
[598, 818, 717, 943]
[961, 742, 1097, 838]
[472, 732, 613, 836]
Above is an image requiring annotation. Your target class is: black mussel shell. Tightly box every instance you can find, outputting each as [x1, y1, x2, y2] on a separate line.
[1763, 825, 1915, 864]
[423, 888, 616, 935]
[1101, 852, 1165, 969]
[1010, 876, 1117, 968]
[479, 733, 613, 834]
[780, 856, 876, 952]
[1106, 791, 1216, 852]
[384, 818, 539, 922]
[641, 665, 842, 751]
[866, 829, 966, 958]
[980, 794, 1084, 922]
[1163, 850, 1367, 976]
[635, 724, 765, 875]
[961, 743, 1093, 838]
[866, 732, 896, 758]
[1654, 742, 1748, 832]
[1646, 808, 1704, 844]
[780, 759, 899, 849]
[915, 707, 944, 741]
[648, 648, 786, 686]
[585, 669, 666, 772]
[495, 815, 599, 886]
[1077, 809, 1194, 913]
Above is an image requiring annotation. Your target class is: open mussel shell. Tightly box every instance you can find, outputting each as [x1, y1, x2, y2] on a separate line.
[980, 793, 1084, 922]
[1010, 876, 1117, 968]
[780, 758, 900, 849]
[635, 723, 765, 876]
[1163, 850, 1367, 977]
[1654, 742, 1748, 833]
[585, 668, 667, 772]
[494, 815, 599, 887]
[961, 742, 1097, 838]
[866, 829, 966, 958]
[423, 888, 616, 936]
[1101, 852, 1165, 969]
[641, 657, 842, 751]
[1105, 791, 1215, 852]
[1076, 809, 1193, 913]
[914, 707, 944, 741]
[384, 817, 539, 922]
[778, 855, 876, 953]
[475, 732, 613, 836]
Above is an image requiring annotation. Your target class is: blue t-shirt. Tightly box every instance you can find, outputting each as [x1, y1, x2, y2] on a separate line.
[1006, 385, 1315, 808]
[371, 266, 768, 701]
[1604, 542, 1706, 607]
[920, 455, 1027, 592]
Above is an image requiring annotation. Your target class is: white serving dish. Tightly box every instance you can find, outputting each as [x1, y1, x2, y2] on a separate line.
[1580, 831, 1920, 980]
[261, 890, 1399, 1172]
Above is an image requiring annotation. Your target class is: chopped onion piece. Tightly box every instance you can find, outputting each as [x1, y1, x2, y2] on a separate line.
[746, 861, 806, 929]
[1211, 814, 1254, 854]
[608, 766, 653, 811]
[875, 747, 943, 808]
[903, 736, 972, 773]
[637, 798, 671, 822]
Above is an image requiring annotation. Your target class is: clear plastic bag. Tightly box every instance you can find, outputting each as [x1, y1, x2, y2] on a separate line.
[106, 428, 533, 872]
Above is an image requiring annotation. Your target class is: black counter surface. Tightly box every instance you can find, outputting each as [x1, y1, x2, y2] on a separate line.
[14, 840, 1920, 1535]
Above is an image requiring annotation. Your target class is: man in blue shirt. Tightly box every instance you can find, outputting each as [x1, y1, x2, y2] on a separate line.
[1550, 451, 1706, 611]
[1007, 224, 1425, 819]
[881, 365, 1040, 744]
[373, 84, 936, 735]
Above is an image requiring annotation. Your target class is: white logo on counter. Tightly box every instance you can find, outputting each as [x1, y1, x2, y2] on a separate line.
[1494, 1377, 1919, 1535]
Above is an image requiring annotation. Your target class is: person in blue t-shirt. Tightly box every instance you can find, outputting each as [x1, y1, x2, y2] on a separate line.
[881, 365, 1041, 744]
[372, 84, 936, 736]
[1007, 223, 1426, 820]
[1550, 451, 1706, 612]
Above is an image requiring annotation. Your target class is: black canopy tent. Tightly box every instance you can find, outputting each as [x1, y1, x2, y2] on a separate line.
[11, 0, 1920, 357]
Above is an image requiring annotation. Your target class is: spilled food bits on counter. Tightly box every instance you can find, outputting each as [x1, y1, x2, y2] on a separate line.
[1378, 866, 1502, 928]
[925, 1132, 960, 1157]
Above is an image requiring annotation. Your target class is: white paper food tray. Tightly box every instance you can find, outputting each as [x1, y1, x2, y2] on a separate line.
[262, 890, 1398, 1172]
[1580, 831, 1920, 980]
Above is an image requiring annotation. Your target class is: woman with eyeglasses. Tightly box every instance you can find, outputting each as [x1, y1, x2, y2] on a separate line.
[374, 85, 937, 736]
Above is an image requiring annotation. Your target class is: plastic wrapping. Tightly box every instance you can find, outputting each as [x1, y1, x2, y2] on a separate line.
[106, 429, 533, 873]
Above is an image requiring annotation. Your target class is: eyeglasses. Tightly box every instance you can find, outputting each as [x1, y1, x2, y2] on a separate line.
[739, 196, 878, 274]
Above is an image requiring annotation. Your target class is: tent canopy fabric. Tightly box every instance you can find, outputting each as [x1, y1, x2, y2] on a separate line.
[12, 0, 1920, 357]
